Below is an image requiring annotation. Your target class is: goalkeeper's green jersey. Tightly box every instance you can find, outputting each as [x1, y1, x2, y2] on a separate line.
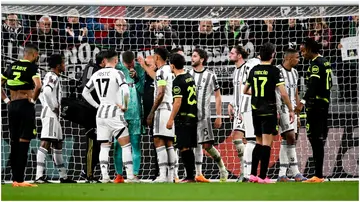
[116, 62, 145, 120]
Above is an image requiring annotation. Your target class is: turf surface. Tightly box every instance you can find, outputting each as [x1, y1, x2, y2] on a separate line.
[2, 181, 358, 201]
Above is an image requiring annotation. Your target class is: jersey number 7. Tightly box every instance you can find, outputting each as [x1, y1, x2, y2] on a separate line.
[96, 78, 110, 97]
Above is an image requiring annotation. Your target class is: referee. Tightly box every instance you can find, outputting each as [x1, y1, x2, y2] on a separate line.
[1, 43, 42, 187]
[79, 50, 107, 183]
[166, 53, 198, 182]
[296, 38, 333, 183]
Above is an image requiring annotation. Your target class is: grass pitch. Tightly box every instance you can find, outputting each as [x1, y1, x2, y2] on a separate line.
[2, 181, 358, 201]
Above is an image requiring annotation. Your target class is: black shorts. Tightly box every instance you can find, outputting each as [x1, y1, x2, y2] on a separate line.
[174, 121, 197, 149]
[306, 106, 329, 140]
[8, 99, 36, 141]
[252, 112, 278, 137]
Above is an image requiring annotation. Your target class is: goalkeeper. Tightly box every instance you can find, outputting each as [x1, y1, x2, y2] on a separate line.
[113, 51, 145, 183]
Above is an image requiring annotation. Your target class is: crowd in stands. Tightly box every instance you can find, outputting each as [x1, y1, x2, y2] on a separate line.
[1, 7, 358, 103]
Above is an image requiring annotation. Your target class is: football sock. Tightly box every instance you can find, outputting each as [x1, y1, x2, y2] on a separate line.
[130, 133, 141, 176]
[167, 146, 176, 182]
[17, 142, 30, 183]
[279, 140, 289, 177]
[194, 144, 203, 176]
[121, 143, 134, 179]
[36, 147, 48, 179]
[53, 149, 67, 179]
[181, 149, 195, 180]
[233, 139, 245, 174]
[99, 144, 111, 180]
[113, 140, 123, 175]
[244, 141, 255, 179]
[205, 146, 226, 171]
[259, 145, 271, 179]
[287, 143, 300, 175]
[174, 148, 179, 178]
[309, 138, 324, 178]
[156, 146, 168, 178]
[251, 143, 262, 176]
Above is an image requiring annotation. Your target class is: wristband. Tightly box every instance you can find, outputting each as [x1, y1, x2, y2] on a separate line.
[300, 99, 306, 105]
[4, 98, 10, 104]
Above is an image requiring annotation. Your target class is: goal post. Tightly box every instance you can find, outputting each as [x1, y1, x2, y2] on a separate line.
[1, 5, 359, 182]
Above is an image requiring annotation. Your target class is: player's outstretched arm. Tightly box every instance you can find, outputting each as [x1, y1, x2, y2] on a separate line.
[32, 75, 42, 102]
[167, 97, 181, 129]
[214, 89, 222, 128]
[137, 56, 156, 79]
[1, 76, 10, 104]
[277, 84, 294, 123]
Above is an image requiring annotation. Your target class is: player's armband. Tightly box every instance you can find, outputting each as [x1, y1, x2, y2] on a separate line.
[157, 80, 167, 86]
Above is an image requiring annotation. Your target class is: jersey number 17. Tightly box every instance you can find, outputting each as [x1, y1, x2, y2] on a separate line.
[96, 78, 110, 97]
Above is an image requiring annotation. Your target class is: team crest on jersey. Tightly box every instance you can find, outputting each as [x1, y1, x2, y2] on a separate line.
[312, 65, 319, 74]
[173, 86, 181, 94]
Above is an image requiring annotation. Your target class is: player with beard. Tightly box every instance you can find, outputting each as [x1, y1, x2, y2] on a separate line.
[189, 48, 228, 182]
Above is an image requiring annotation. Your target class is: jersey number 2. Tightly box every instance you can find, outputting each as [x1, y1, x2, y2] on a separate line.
[96, 78, 110, 97]
[187, 85, 197, 105]
[253, 77, 267, 97]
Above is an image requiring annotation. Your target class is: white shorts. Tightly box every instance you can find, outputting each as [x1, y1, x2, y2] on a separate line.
[153, 109, 174, 138]
[197, 118, 214, 143]
[279, 111, 298, 134]
[232, 111, 255, 139]
[96, 115, 129, 142]
[41, 116, 63, 140]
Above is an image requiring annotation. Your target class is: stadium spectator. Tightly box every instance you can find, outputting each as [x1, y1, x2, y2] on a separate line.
[105, 18, 133, 51]
[224, 19, 250, 47]
[60, 8, 88, 48]
[141, 18, 178, 50]
[279, 18, 307, 51]
[191, 20, 226, 46]
[1, 13, 24, 64]
[308, 18, 333, 53]
[23, 15, 61, 52]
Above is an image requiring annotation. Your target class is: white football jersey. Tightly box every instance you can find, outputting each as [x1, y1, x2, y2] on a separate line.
[154, 65, 173, 110]
[276, 64, 298, 112]
[39, 72, 62, 115]
[85, 67, 127, 118]
[189, 68, 220, 120]
[232, 58, 261, 113]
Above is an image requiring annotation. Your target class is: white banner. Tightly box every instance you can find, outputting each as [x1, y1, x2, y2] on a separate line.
[340, 36, 359, 61]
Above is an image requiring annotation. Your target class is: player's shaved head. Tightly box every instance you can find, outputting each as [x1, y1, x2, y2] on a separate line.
[23, 43, 39, 63]
[284, 48, 298, 57]
[284, 48, 300, 68]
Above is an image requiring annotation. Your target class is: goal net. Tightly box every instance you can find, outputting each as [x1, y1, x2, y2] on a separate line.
[1, 5, 359, 182]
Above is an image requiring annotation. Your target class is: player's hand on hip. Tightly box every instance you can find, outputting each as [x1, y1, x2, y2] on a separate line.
[227, 104, 234, 120]
[117, 104, 127, 112]
[289, 111, 295, 124]
[214, 117, 222, 129]
[166, 119, 173, 130]
[147, 113, 154, 127]
[53, 108, 59, 117]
